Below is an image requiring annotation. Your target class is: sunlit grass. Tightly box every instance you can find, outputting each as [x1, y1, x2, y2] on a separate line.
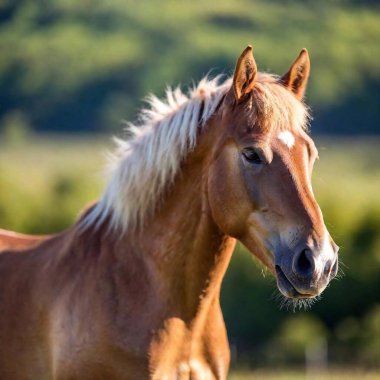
[313, 137, 380, 241]
[230, 369, 380, 380]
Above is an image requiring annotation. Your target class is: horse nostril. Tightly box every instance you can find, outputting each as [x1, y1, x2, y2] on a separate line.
[293, 248, 315, 279]
[324, 260, 331, 275]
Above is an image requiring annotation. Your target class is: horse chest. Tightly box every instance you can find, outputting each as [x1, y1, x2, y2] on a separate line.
[146, 322, 229, 380]
[152, 359, 221, 380]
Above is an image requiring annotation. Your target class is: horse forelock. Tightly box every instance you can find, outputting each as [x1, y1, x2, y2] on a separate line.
[247, 73, 310, 135]
[81, 73, 309, 232]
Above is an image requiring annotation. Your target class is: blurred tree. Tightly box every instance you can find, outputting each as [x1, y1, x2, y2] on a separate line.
[0, 0, 379, 134]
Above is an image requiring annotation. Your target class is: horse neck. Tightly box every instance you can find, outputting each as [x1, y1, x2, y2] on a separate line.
[110, 120, 236, 321]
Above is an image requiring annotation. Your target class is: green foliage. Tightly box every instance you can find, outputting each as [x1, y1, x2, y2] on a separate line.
[0, 0, 379, 134]
[0, 135, 106, 232]
[274, 315, 328, 358]
[229, 369, 380, 380]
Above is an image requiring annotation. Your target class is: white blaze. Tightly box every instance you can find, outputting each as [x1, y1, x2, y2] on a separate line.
[278, 131, 295, 149]
[312, 229, 336, 278]
[321, 229, 336, 262]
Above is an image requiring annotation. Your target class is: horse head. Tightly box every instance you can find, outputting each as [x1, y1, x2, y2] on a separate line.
[207, 46, 339, 301]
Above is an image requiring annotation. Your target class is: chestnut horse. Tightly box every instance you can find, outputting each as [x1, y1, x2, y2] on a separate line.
[0, 46, 338, 379]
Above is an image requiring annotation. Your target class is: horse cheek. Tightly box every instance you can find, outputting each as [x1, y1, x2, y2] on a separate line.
[207, 146, 252, 238]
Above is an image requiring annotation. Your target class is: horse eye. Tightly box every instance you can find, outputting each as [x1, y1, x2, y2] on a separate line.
[242, 148, 263, 165]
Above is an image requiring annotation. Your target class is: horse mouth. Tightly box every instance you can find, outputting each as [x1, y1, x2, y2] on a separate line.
[275, 265, 315, 299]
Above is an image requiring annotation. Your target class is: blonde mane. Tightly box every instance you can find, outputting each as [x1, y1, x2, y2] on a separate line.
[83, 76, 231, 231]
[82, 73, 309, 231]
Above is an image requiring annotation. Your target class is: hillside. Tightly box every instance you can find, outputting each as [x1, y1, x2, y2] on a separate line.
[0, 0, 379, 135]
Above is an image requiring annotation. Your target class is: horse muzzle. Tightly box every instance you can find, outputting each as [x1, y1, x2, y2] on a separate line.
[274, 243, 339, 299]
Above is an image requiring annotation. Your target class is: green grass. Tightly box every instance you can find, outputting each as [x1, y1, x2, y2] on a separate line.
[313, 137, 380, 237]
[230, 369, 380, 380]
[0, 134, 108, 233]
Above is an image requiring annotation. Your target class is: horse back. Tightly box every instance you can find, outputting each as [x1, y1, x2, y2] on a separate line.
[0, 229, 50, 252]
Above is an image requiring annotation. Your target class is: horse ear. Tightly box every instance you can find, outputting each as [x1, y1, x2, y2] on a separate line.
[232, 45, 257, 102]
[281, 48, 310, 100]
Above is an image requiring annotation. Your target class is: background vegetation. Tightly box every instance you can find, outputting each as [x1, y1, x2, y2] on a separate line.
[0, 0, 379, 377]
[1, 0, 380, 135]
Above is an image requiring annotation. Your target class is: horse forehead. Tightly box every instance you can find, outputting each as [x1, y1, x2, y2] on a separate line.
[273, 129, 308, 151]
[271, 131, 309, 173]
[277, 131, 295, 149]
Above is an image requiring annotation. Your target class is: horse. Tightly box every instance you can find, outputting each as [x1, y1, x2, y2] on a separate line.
[0, 46, 338, 379]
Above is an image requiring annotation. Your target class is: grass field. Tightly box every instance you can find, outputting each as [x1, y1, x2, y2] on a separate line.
[230, 369, 380, 380]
